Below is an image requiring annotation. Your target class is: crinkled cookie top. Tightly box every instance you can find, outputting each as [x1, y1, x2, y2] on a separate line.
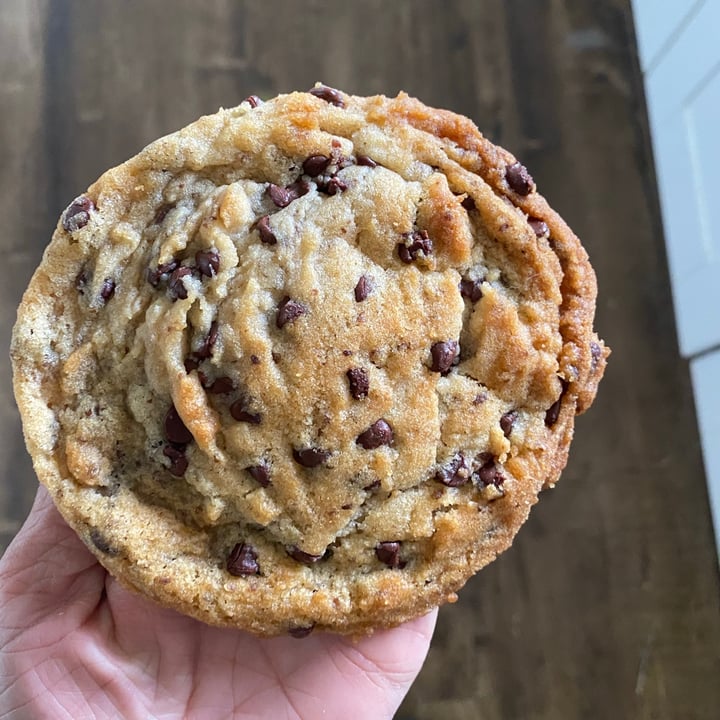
[11, 87, 607, 635]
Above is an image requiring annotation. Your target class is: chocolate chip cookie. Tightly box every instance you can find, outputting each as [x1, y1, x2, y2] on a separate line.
[11, 86, 608, 636]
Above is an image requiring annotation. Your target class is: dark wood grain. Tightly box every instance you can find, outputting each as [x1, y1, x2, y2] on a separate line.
[1, 2, 718, 718]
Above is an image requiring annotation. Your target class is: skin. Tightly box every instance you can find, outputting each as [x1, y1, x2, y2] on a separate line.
[0, 486, 437, 719]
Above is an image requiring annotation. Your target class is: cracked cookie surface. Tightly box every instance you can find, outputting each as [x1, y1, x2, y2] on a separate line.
[11, 87, 608, 636]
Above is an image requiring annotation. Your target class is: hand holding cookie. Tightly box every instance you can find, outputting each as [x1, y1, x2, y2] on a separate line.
[0, 485, 437, 719]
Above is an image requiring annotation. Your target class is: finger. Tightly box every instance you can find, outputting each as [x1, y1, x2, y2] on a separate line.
[342, 608, 439, 712]
[353, 606, 439, 668]
[263, 608, 438, 719]
[0, 485, 105, 629]
[341, 609, 438, 718]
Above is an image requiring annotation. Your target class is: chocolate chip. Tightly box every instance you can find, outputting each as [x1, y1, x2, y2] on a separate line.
[184, 357, 199, 373]
[325, 176, 348, 195]
[62, 196, 94, 232]
[376, 541, 406, 569]
[206, 376, 234, 394]
[230, 398, 261, 424]
[286, 180, 310, 200]
[164, 405, 193, 445]
[194, 322, 217, 360]
[435, 453, 471, 487]
[163, 443, 189, 477]
[460, 277, 483, 302]
[287, 546, 323, 565]
[276, 296, 306, 328]
[256, 215, 277, 245]
[158, 259, 179, 275]
[354, 275, 373, 302]
[528, 217, 549, 238]
[398, 230, 433, 263]
[246, 463, 271, 487]
[545, 398, 562, 426]
[152, 203, 174, 225]
[430, 340, 459, 374]
[250, 354, 261, 365]
[267, 183, 291, 207]
[356, 155, 377, 167]
[100, 278, 116, 302]
[195, 249, 219, 278]
[288, 624, 315, 639]
[303, 155, 331, 177]
[506, 162, 535, 196]
[148, 259, 179, 288]
[245, 95, 262, 108]
[267, 181, 310, 208]
[89, 529, 118, 556]
[75, 269, 88, 295]
[461, 196, 476, 211]
[474, 457, 504, 488]
[545, 381, 568, 426]
[342, 349, 353, 356]
[293, 447, 330, 468]
[476, 451, 494, 466]
[500, 410, 518, 437]
[356, 419, 393, 449]
[309, 85, 345, 107]
[168, 266, 193, 300]
[347, 368, 369, 399]
[226, 543, 259, 576]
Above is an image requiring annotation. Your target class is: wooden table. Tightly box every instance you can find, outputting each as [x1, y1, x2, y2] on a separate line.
[1, 2, 718, 718]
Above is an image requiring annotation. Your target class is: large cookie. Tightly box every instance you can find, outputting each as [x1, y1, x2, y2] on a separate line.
[11, 87, 608, 636]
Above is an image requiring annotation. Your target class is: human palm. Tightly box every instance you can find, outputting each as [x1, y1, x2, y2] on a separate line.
[0, 487, 436, 719]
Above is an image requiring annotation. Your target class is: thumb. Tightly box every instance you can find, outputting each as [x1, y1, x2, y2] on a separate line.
[0, 484, 105, 630]
[350, 608, 438, 715]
